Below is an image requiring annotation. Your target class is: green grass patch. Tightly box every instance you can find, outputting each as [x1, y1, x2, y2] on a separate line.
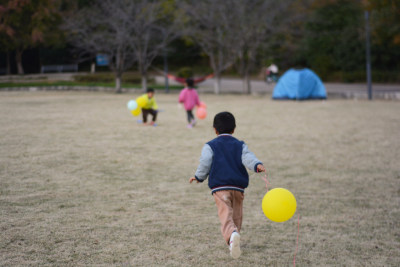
[0, 81, 183, 90]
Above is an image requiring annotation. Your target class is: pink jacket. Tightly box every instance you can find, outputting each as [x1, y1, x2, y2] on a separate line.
[179, 88, 200, 111]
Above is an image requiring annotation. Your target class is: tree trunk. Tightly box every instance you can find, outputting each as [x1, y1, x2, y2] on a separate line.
[115, 74, 122, 93]
[114, 49, 123, 93]
[90, 62, 96, 73]
[6, 52, 11, 75]
[15, 49, 24, 75]
[214, 73, 221, 94]
[244, 71, 252, 94]
[141, 71, 148, 92]
[242, 78, 248, 94]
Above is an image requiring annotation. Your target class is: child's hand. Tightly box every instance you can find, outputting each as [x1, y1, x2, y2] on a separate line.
[257, 164, 266, 173]
[189, 177, 199, 183]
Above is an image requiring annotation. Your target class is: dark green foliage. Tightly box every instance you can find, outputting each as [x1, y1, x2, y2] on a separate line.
[176, 67, 194, 78]
[368, 0, 400, 70]
[318, 70, 400, 83]
[300, 0, 364, 80]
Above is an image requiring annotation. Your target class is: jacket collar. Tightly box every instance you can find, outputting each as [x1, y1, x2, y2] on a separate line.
[218, 133, 232, 137]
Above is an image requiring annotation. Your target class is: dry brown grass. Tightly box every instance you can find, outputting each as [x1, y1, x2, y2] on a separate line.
[1, 91, 399, 266]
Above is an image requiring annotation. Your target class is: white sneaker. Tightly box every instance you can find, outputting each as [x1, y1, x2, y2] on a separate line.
[229, 231, 241, 259]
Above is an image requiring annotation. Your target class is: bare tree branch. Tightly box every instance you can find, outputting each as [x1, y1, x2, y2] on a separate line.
[62, 0, 181, 92]
[179, 0, 239, 94]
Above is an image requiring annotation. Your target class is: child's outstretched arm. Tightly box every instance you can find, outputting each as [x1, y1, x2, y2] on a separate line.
[189, 144, 213, 184]
[241, 143, 265, 173]
[167, 74, 186, 84]
[193, 73, 214, 84]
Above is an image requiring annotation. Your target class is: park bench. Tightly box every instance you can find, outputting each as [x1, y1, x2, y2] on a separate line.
[41, 64, 78, 73]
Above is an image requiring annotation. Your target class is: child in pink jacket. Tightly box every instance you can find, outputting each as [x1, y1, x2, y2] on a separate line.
[178, 78, 200, 128]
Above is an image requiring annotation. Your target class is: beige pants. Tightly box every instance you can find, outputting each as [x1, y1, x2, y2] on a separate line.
[213, 190, 244, 245]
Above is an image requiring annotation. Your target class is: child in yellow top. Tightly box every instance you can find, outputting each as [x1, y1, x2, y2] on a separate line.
[140, 88, 158, 126]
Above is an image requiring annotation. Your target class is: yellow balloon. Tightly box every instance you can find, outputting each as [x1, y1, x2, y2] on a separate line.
[131, 107, 141, 116]
[136, 96, 148, 108]
[262, 188, 296, 222]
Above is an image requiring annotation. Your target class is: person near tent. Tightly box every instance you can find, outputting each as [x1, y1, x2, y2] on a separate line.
[266, 64, 279, 83]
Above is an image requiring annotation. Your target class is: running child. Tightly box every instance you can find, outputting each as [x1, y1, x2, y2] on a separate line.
[189, 111, 266, 259]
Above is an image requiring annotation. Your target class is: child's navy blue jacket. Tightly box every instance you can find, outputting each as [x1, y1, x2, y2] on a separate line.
[194, 134, 262, 194]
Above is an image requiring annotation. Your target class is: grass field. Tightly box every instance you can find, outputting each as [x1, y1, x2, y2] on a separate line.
[1, 91, 399, 266]
[0, 81, 184, 91]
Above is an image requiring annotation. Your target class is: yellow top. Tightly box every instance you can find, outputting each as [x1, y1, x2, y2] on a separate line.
[141, 94, 158, 110]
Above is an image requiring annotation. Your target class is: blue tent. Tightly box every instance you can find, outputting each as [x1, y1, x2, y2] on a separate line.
[272, 68, 327, 100]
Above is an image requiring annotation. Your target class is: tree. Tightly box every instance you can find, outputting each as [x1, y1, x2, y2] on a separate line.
[179, 0, 293, 94]
[129, 0, 182, 90]
[63, 0, 180, 92]
[0, 0, 61, 74]
[63, 1, 137, 92]
[230, 0, 292, 94]
[365, 0, 400, 70]
[301, 0, 365, 79]
[179, 0, 238, 94]
[0, 26, 12, 74]
[273, 0, 315, 69]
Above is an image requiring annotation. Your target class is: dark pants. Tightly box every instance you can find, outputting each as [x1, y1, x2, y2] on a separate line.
[186, 110, 194, 123]
[142, 108, 157, 123]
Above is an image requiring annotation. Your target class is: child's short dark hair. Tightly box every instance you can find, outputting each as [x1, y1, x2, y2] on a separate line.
[186, 78, 194, 88]
[147, 88, 154, 93]
[213, 111, 236, 134]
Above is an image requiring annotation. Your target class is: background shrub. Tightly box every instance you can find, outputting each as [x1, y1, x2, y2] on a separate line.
[73, 72, 155, 84]
[176, 67, 194, 78]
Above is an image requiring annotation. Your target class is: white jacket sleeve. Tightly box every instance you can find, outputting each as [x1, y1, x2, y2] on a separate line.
[241, 143, 263, 172]
[194, 144, 213, 182]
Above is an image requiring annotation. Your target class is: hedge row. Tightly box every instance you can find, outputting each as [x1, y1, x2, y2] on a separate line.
[72, 70, 399, 84]
[74, 72, 155, 84]
[324, 71, 400, 83]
